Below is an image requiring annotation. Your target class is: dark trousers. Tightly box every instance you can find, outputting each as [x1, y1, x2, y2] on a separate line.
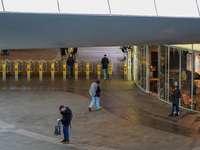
[171, 104, 179, 115]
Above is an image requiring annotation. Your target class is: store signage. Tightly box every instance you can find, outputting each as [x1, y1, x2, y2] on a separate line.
[195, 55, 200, 73]
[187, 54, 192, 71]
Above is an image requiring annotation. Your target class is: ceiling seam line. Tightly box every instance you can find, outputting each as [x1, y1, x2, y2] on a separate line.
[196, 0, 200, 17]
[107, 0, 112, 16]
[1, 0, 5, 12]
[154, 0, 158, 16]
[57, 0, 60, 14]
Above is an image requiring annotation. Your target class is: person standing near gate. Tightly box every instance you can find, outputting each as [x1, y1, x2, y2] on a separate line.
[60, 48, 67, 61]
[101, 54, 109, 79]
[67, 53, 74, 78]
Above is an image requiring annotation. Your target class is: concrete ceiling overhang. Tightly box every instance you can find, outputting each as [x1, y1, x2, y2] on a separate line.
[0, 12, 200, 49]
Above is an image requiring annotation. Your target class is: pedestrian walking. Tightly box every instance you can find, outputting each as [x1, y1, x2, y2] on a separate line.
[101, 54, 109, 79]
[60, 48, 67, 61]
[67, 53, 74, 78]
[59, 105, 73, 144]
[168, 86, 181, 117]
[89, 80, 101, 111]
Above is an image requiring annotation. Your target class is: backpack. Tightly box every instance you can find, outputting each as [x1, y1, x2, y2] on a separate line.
[89, 83, 98, 97]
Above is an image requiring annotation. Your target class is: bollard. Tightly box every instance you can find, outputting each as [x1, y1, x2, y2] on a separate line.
[86, 62, 90, 79]
[74, 62, 78, 79]
[108, 62, 112, 79]
[2, 62, 6, 80]
[27, 62, 31, 80]
[39, 62, 43, 80]
[124, 63, 127, 79]
[97, 62, 101, 79]
[14, 62, 19, 80]
[51, 62, 55, 80]
[63, 62, 67, 79]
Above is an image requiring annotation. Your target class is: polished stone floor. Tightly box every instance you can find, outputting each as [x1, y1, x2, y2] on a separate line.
[0, 47, 200, 150]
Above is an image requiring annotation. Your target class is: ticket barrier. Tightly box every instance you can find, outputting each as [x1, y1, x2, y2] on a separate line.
[74, 60, 82, 79]
[25, 60, 35, 80]
[94, 61, 101, 79]
[108, 61, 116, 80]
[49, 60, 59, 80]
[60, 61, 67, 79]
[120, 61, 127, 80]
[124, 63, 127, 79]
[13, 59, 23, 80]
[83, 60, 93, 79]
[0, 59, 12, 80]
[37, 60, 47, 80]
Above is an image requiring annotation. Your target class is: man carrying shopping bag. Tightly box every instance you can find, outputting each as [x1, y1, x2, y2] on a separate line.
[58, 105, 73, 144]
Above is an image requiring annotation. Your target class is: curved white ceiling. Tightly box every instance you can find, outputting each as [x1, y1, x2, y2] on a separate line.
[0, 0, 200, 18]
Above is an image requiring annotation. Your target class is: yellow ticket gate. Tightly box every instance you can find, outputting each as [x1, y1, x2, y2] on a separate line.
[108, 61, 116, 79]
[83, 60, 93, 79]
[13, 59, 23, 80]
[74, 60, 82, 79]
[120, 60, 128, 80]
[37, 60, 47, 80]
[60, 61, 67, 79]
[95, 61, 101, 79]
[124, 63, 127, 79]
[25, 60, 35, 80]
[1, 59, 11, 80]
[49, 60, 59, 80]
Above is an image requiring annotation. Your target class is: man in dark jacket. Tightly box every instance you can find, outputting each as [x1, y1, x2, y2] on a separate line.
[101, 54, 109, 79]
[67, 53, 74, 78]
[59, 105, 72, 144]
[169, 86, 181, 117]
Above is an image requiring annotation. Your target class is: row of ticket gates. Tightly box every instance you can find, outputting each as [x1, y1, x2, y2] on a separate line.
[0, 59, 129, 80]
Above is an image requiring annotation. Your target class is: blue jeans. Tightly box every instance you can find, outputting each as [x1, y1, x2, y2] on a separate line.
[103, 69, 108, 79]
[63, 125, 69, 141]
[171, 104, 179, 115]
[68, 66, 73, 76]
[89, 96, 100, 110]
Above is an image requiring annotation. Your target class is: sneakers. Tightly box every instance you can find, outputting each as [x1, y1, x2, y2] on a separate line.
[97, 108, 101, 111]
[89, 107, 91, 112]
[63, 141, 70, 144]
[168, 114, 173, 117]
[61, 139, 66, 143]
[175, 114, 179, 116]
[104, 78, 106, 79]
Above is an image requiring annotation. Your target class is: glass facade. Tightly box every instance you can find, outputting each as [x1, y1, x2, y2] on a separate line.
[134, 44, 200, 112]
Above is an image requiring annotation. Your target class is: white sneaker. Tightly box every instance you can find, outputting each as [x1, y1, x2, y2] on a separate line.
[104, 78, 106, 79]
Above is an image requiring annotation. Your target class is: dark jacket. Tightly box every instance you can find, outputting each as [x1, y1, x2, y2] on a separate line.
[101, 57, 109, 69]
[96, 86, 101, 97]
[67, 57, 74, 66]
[171, 89, 181, 106]
[60, 107, 72, 126]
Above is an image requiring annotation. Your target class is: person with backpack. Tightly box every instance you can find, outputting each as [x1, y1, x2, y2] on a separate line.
[101, 54, 109, 79]
[59, 105, 73, 144]
[89, 80, 101, 111]
[169, 86, 181, 117]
